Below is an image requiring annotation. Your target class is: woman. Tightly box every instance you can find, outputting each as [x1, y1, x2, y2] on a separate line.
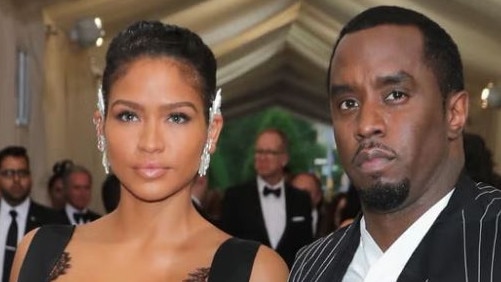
[47, 159, 74, 210]
[11, 21, 288, 281]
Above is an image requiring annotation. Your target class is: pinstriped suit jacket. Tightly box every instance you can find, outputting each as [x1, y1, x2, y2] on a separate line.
[289, 173, 501, 282]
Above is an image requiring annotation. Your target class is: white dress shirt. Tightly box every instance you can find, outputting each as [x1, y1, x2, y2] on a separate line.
[257, 176, 286, 249]
[343, 189, 454, 282]
[0, 198, 30, 279]
[311, 208, 319, 235]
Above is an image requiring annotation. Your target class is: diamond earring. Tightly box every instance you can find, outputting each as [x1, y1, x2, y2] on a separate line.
[197, 89, 222, 176]
[198, 140, 212, 176]
[97, 135, 110, 174]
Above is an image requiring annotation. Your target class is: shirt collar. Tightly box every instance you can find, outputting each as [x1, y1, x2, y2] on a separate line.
[257, 176, 284, 193]
[65, 203, 87, 214]
[1, 197, 30, 220]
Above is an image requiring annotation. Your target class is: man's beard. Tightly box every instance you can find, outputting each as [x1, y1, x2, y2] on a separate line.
[358, 178, 410, 212]
[0, 186, 30, 206]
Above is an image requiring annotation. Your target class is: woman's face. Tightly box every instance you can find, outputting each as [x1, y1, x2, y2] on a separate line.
[101, 57, 221, 202]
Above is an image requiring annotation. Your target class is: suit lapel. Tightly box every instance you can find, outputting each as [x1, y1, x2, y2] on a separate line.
[25, 201, 38, 234]
[323, 216, 362, 282]
[249, 181, 271, 246]
[398, 173, 475, 281]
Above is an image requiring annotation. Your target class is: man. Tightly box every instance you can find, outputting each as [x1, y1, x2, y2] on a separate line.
[0, 146, 65, 282]
[221, 128, 313, 268]
[61, 165, 100, 225]
[290, 172, 325, 238]
[290, 6, 501, 281]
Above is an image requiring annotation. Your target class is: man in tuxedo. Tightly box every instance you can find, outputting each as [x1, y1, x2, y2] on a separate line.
[61, 165, 100, 225]
[221, 128, 313, 268]
[290, 6, 501, 281]
[290, 172, 325, 238]
[0, 146, 66, 282]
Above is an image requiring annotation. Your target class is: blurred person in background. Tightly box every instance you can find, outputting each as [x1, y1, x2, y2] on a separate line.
[290, 172, 325, 238]
[0, 146, 65, 282]
[463, 132, 501, 188]
[221, 128, 313, 268]
[61, 165, 101, 225]
[47, 159, 74, 210]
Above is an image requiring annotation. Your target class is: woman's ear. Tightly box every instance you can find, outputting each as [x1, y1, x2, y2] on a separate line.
[447, 90, 469, 140]
[208, 114, 223, 154]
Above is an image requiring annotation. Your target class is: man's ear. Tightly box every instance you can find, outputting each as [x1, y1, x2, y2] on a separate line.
[447, 90, 469, 140]
[93, 110, 104, 137]
[208, 114, 223, 154]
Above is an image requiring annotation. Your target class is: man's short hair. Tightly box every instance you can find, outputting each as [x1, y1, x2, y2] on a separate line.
[257, 128, 290, 153]
[0, 146, 30, 167]
[328, 5, 464, 99]
[62, 164, 92, 189]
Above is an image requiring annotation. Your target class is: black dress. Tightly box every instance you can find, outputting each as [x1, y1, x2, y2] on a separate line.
[18, 225, 259, 282]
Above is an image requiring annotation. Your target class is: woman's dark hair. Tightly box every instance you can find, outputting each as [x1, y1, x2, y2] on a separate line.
[101, 173, 121, 213]
[102, 20, 217, 123]
[328, 6, 464, 101]
[48, 159, 74, 190]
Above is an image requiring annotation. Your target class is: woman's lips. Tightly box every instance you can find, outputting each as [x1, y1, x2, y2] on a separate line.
[134, 166, 168, 179]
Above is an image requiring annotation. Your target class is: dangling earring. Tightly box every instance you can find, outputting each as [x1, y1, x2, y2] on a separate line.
[97, 135, 110, 174]
[198, 139, 212, 176]
[96, 86, 110, 174]
[197, 89, 222, 176]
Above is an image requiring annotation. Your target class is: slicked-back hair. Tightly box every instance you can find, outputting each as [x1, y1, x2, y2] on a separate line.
[102, 21, 217, 123]
[0, 146, 30, 168]
[257, 128, 290, 153]
[62, 164, 92, 190]
[327, 6, 464, 100]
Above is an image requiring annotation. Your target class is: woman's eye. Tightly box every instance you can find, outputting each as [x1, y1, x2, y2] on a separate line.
[339, 99, 359, 110]
[168, 113, 190, 124]
[117, 111, 139, 122]
[385, 90, 407, 102]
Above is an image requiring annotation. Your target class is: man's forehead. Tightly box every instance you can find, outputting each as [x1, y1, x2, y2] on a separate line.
[0, 156, 28, 168]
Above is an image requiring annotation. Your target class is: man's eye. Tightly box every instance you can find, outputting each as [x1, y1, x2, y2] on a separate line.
[385, 90, 407, 102]
[168, 113, 190, 124]
[116, 111, 138, 122]
[339, 99, 359, 110]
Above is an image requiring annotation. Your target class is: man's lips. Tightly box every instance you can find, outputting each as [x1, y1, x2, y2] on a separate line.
[352, 145, 397, 173]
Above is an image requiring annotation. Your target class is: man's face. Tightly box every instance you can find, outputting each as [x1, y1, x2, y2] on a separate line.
[329, 25, 455, 212]
[66, 171, 92, 210]
[0, 156, 32, 206]
[254, 131, 288, 181]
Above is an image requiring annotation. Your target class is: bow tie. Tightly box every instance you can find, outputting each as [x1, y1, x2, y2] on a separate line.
[73, 212, 88, 224]
[263, 186, 281, 197]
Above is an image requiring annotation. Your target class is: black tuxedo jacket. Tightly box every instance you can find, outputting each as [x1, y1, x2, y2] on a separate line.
[60, 208, 101, 225]
[290, 173, 501, 281]
[221, 180, 313, 268]
[24, 200, 66, 234]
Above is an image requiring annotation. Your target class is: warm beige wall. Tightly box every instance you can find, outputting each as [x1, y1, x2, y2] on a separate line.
[43, 15, 106, 213]
[0, 1, 105, 213]
[0, 0, 50, 205]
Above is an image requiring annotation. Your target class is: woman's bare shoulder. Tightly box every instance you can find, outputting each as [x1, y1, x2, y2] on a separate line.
[249, 245, 289, 282]
[10, 227, 39, 282]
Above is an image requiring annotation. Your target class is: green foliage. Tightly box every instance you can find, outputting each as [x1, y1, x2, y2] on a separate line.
[209, 107, 326, 190]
